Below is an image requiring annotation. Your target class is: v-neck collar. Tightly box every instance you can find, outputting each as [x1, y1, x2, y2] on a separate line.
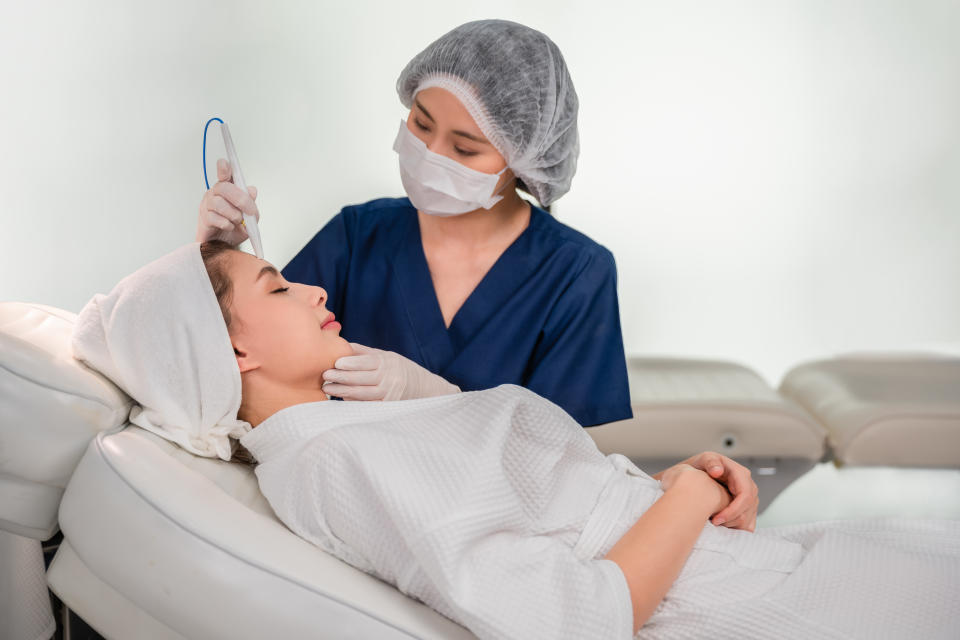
[389, 206, 542, 374]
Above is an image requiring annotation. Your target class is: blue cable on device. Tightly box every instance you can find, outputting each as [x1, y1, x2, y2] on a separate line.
[201, 116, 264, 258]
[202, 117, 224, 190]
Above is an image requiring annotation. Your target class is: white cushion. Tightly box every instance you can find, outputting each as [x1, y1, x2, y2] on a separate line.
[780, 354, 960, 466]
[49, 427, 476, 639]
[0, 302, 130, 539]
[588, 358, 827, 461]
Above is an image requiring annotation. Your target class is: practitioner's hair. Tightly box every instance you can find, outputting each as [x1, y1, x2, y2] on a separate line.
[199, 239, 256, 465]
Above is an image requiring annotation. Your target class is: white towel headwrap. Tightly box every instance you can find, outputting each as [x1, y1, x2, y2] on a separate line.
[72, 243, 250, 460]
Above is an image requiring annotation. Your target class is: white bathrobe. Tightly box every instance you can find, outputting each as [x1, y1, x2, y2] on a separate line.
[241, 385, 960, 640]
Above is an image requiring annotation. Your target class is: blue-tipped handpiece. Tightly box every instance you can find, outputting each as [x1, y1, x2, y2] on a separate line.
[220, 121, 264, 259]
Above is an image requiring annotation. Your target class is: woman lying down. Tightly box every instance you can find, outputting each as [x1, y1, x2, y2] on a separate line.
[72, 241, 959, 639]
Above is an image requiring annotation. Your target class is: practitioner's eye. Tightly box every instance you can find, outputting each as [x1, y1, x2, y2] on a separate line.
[271, 287, 289, 294]
[414, 118, 431, 132]
[454, 147, 478, 157]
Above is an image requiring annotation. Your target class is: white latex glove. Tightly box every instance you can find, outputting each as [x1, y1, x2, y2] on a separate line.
[322, 343, 460, 401]
[196, 158, 259, 246]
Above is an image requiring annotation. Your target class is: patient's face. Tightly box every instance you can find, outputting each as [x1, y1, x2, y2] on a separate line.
[223, 250, 353, 384]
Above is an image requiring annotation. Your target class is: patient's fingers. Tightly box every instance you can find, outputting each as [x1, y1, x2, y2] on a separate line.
[701, 453, 726, 477]
[733, 503, 758, 532]
[714, 490, 749, 525]
[714, 485, 759, 528]
[687, 451, 727, 479]
[714, 458, 755, 506]
[723, 512, 757, 533]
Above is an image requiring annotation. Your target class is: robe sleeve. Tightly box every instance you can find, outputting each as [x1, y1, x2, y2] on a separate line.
[525, 247, 632, 427]
[281, 209, 354, 319]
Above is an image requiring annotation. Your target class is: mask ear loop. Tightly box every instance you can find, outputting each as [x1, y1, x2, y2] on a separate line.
[489, 164, 514, 200]
[203, 117, 224, 189]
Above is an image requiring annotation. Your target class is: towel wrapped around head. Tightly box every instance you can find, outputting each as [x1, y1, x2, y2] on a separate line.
[72, 243, 250, 460]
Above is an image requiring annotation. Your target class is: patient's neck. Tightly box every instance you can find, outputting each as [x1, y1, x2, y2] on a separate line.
[239, 374, 328, 427]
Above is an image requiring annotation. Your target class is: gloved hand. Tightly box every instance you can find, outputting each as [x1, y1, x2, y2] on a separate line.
[322, 343, 460, 401]
[196, 158, 259, 246]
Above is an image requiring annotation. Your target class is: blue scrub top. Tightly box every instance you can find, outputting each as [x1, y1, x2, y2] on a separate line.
[282, 197, 632, 427]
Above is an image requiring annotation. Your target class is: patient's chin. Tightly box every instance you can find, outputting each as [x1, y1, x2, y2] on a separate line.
[313, 334, 354, 371]
[331, 336, 354, 360]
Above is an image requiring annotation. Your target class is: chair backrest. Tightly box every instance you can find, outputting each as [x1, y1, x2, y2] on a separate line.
[0, 301, 131, 539]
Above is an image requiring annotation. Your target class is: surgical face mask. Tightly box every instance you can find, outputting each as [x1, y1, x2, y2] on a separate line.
[393, 119, 508, 217]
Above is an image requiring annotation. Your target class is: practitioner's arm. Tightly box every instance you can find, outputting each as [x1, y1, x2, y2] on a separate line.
[604, 464, 731, 635]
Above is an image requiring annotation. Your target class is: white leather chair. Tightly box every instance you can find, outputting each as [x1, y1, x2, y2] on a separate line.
[588, 358, 829, 509]
[0, 302, 130, 640]
[780, 354, 960, 467]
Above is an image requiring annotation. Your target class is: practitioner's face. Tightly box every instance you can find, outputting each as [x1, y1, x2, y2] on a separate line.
[407, 87, 515, 192]
[223, 250, 353, 385]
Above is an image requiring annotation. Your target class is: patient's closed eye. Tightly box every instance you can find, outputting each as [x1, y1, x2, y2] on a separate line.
[271, 287, 289, 294]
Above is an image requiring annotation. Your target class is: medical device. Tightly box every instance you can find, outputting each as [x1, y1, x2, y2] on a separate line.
[203, 117, 265, 259]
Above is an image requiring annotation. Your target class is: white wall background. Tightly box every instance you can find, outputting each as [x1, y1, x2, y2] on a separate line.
[2, 0, 958, 385]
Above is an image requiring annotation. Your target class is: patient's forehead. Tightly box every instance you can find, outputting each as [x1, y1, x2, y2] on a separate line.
[227, 250, 278, 282]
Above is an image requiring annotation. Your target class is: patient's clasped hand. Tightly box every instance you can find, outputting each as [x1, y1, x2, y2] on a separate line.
[72, 243, 960, 639]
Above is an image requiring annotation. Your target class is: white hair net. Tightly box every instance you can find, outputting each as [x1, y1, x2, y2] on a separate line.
[72, 243, 249, 460]
[397, 19, 579, 207]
